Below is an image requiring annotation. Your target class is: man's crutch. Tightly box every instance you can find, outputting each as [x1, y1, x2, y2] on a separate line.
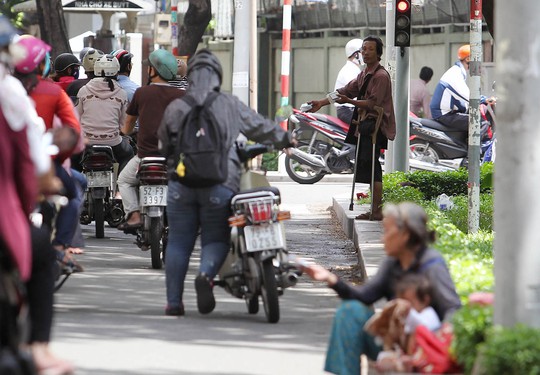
[349, 110, 366, 211]
[368, 106, 384, 221]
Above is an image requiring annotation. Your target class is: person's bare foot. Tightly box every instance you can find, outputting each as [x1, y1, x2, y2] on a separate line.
[31, 342, 75, 375]
[67, 247, 84, 254]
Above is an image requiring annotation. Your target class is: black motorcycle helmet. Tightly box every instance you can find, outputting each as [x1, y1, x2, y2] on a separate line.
[187, 49, 223, 84]
[54, 53, 81, 73]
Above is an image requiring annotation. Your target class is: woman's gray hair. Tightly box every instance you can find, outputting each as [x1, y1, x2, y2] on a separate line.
[383, 202, 436, 248]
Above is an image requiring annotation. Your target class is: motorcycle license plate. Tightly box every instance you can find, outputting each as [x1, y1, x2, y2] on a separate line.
[244, 223, 286, 252]
[86, 171, 112, 188]
[140, 185, 168, 206]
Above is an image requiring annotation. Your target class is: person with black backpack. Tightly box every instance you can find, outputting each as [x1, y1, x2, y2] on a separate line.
[158, 49, 295, 316]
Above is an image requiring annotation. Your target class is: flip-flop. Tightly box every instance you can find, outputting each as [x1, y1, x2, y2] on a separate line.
[117, 222, 143, 231]
[355, 212, 383, 221]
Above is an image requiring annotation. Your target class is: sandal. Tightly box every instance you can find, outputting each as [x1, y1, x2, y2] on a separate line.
[67, 247, 84, 254]
[55, 250, 84, 274]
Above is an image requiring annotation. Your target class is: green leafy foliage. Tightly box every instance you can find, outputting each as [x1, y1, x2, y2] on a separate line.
[406, 169, 468, 200]
[382, 172, 424, 204]
[261, 150, 279, 171]
[479, 325, 540, 375]
[451, 304, 494, 374]
[436, 194, 494, 233]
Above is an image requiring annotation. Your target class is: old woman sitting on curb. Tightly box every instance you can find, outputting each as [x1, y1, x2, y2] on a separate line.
[303, 202, 461, 375]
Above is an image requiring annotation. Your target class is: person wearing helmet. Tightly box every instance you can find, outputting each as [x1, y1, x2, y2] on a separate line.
[168, 58, 188, 90]
[13, 35, 86, 259]
[66, 48, 104, 100]
[53, 52, 81, 91]
[76, 54, 133, 173]
[117, 49, 185, 230]
[334, 38, 364, 125]
[110, 48, 139, 102]
[429, 44, 471, 131]
[158, 49, 295, 316]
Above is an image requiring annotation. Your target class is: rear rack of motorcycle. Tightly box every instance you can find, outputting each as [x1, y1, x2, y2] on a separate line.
[231, 191, 280, 223]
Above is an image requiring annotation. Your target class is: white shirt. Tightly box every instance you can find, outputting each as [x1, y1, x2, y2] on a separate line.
[334, 60, 362, 108]
[404, 306, 441, 334]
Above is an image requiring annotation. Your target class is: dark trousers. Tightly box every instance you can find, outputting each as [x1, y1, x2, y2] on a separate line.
[436, 112, 469, 132]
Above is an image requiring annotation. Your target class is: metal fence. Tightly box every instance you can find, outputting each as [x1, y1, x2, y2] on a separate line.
[258, 0, 470, 31]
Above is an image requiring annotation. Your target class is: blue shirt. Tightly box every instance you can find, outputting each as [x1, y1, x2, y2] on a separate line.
[117, 75, 140, 102]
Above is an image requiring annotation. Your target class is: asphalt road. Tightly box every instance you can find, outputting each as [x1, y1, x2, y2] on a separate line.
[51, 180, 361, 375]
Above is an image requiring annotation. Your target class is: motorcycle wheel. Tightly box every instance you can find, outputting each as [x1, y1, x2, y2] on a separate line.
[410, 139, 442, 164]
[150, 217, 163, 269]
[260, 259, 280, 323]
[284, 145, 325, 184]
[245, 295, 259, 314]
[94, 198, 105, 239]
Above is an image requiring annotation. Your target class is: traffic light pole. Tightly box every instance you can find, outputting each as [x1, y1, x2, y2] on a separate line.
[393, 46, 410, 172]
[384, 0, 396, 173]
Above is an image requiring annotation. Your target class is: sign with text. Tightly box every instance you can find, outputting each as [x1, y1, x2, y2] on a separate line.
[63, 0, 148, 10]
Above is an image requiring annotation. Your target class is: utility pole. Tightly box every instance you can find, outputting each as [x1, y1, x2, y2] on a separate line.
[468, 0, 482, 233]
[494, 1, 540, 328]
[384, 0, 397, 173]
[232, 0, 250, 105]
[249, 0, 258, 111]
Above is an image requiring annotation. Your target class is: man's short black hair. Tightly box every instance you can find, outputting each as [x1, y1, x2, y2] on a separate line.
[419, 66, 434, 82]
[363, 35, 384, 61]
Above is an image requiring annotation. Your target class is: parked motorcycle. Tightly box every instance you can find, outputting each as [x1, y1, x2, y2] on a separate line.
[133, 156, 169, 270]
[80, 145, 124, 238]
[216, 143, 300, 323]
[285, 108, 355, 184]
[409, 102, 495, 169]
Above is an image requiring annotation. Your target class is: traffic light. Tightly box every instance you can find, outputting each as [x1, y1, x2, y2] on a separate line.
[395, 0, 411, 47]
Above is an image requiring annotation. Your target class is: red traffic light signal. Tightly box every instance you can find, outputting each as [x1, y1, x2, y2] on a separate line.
[395, 0, 411, 47]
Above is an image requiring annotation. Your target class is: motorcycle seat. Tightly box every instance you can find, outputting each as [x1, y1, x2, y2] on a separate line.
[239, 186, 281, 197]
[418, 118, 460, 133]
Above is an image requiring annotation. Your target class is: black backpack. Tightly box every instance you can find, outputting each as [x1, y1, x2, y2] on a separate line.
[174, 91, 229, 188]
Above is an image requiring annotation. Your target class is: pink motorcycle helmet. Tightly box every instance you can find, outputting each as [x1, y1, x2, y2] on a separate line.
[14, 35, 51, 74]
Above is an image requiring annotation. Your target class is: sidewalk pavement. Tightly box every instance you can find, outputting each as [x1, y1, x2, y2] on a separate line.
[265, 171, 385, 281]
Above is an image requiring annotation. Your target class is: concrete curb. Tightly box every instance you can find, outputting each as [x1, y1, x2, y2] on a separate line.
[332, 196, 384, 282]
[265, 171, 354, 183]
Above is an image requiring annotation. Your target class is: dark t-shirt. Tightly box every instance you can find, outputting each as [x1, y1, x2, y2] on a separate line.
[127, 83, 185, 158]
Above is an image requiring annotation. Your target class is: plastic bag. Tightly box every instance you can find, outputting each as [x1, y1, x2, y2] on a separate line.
[435, 194, 454, 211]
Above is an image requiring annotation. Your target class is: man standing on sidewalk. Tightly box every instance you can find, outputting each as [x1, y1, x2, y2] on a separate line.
[308, 36, 396, 221]
[117, 49, 184, 230]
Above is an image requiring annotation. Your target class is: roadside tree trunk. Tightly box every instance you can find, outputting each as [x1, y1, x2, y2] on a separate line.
[35, 0, 71, 57]
[178, 0, 212, 58]
[483, 0, 494, 39]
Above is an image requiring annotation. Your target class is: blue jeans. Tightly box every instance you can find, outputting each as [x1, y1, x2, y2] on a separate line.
[325, 300, 381, 375]
[53, 162, 83, 248]
[165, 181, 234, 308]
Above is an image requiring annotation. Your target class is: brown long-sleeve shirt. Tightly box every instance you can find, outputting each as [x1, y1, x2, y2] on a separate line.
[337, 62, 396, 141]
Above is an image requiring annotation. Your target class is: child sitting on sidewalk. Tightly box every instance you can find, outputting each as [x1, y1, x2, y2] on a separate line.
[364, 273, 441, 372]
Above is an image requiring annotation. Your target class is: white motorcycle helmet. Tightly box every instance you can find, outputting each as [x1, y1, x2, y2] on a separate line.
[345, 38, 363, 58]
[94, 54, 120, 77]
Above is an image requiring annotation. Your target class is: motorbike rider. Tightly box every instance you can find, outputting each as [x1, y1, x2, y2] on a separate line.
[117, 49, 185, 231]
[158, 49, 295, 316]
[66, 48, 104, 100]
[13, 35, 86, 257]
[334, 38, 364, 125]
[168, 58, 188, 90]
[307, 36, 396, 221]
[52, 52, 81, 92]
[429, 45, 470, 132]
[110, 48, 140, 102]
[76, 54, 134, 173]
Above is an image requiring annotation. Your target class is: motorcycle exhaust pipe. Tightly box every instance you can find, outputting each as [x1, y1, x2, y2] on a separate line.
[280, 272, 298, 288]
[288, 148, 326, 170]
